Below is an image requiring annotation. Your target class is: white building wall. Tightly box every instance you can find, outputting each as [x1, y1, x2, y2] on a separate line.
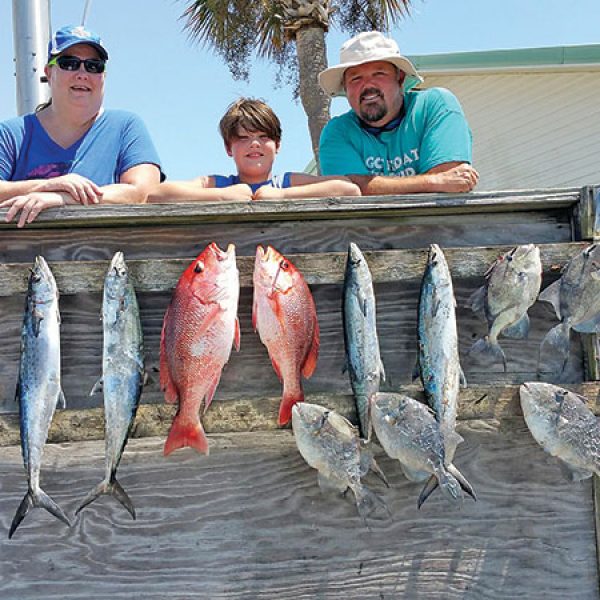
[421, 69, 600, 191]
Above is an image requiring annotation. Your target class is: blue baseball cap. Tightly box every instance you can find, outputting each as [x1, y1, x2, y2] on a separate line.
[48, 25, 109, 62]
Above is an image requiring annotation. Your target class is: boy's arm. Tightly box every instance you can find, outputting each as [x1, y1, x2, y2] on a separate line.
[147, 176, 253, 203]
[254, 173, 361, 200]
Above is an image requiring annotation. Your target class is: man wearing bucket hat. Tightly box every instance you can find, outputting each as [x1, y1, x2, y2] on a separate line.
[319, 31, 478, 195]
[0, 25, 163, 227]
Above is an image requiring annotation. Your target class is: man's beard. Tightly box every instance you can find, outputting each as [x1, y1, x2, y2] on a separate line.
[358, 89, 388, 123]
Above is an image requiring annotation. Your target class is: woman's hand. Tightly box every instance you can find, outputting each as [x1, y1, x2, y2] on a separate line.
[35, 173, 103, 205]
[1, 192, 66, 228]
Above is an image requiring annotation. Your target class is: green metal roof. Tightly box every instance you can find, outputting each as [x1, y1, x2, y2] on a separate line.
[408, 44, 600, 71]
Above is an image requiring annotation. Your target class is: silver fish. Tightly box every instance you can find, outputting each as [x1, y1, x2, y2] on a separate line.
[342, 243, 385, 440]
[538, 244, 600, 374]
[468, 244, 542, 371]
[76, 252, 144, 519]
[9, 256, 70, 539]
[291, 403, 388, 520]
[372, 393, 476, 508]
[416, 244, 466, 462]
[520, 382, 600, 481]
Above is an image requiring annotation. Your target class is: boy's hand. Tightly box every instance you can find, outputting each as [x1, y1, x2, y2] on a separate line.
[253, 185, 284, 201]
[220, 184, 254, 201]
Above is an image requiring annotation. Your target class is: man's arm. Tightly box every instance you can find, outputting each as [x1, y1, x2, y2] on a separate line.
[350, 162, 479, 195]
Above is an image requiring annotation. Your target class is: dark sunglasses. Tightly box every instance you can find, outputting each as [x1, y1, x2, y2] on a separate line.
[48, 55, 106, 74]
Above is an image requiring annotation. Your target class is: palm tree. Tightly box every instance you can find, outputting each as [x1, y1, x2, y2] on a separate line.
[181, 0, 412, 171]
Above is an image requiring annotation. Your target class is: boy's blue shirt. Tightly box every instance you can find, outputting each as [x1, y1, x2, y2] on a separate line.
[0, 109, 163, 183]
[212, 172, 292, 193]
[319, 87, 472, 177]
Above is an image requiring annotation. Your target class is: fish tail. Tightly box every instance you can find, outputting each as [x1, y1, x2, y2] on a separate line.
[539, 322, 571, 374]
[278, 386, 304, 427]
[354, 484, 390, 523]
[447, 464, 477, 502]
[9, 488, 71, 539]
[164, 414, 209, 456]
[468, 336, 507, 371]
[76, 477, 136, 519]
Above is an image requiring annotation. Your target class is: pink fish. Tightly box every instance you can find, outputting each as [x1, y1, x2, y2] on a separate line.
[252, 245, 320, 425]
[160, 243, 240, 455]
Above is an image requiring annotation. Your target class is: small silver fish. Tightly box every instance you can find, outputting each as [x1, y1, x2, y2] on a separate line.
[468, 244, 542, 371]
[9, 256, 70, 539]
[342, 243, 385, 440]
[520, 382, 600, 481]
[291, 403, 387, 520]
[372, 393, 476, 508]
[77, 252, 144, 519]
[416, 244, 466, 462]
[538, 244, 600, 375]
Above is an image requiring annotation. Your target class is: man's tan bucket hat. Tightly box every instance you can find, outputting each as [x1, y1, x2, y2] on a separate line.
[319, 31, 423, 97]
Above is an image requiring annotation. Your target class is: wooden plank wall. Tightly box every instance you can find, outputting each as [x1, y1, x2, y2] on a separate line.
[1, 188, 599, 598]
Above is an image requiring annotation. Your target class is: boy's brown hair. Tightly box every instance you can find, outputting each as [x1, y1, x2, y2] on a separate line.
[219, 98, 282, 150]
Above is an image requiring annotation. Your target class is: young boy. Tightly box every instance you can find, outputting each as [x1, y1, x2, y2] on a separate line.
[148, 98, 360, 202]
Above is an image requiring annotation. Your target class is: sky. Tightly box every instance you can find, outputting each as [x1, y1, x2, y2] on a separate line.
[0, 0, 598, 181]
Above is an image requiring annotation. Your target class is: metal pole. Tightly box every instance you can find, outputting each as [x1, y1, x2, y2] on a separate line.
[12, 0, 51, 115]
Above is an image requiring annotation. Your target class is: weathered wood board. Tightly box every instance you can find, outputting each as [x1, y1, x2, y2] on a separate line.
[0, 425, 597, 599]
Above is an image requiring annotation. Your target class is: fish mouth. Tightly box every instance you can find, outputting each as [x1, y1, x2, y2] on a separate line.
[109, 251, 127, 275]
[32, 255, 52, 280]
[348, 242, 363, 265]
[209, 242, 236, 262]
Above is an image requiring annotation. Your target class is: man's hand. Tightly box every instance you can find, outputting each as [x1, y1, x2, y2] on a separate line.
[34, 173, 103, 205]
[219, 183, 254, 201]
[253, 185, 282, 201]
[1, 192, 66, 228]
[427, 163, 479, 193]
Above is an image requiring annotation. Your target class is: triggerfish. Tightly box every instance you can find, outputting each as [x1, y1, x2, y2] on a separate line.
[9, 257, 70, 539]
[77, 252, 144, 519]
[160, 243, 240, 455]
[252, 245, 319, 426]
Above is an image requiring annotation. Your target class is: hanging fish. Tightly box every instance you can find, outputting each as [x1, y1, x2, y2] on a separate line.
[252, 245, 319, 426]
[9, 257, 70, 539]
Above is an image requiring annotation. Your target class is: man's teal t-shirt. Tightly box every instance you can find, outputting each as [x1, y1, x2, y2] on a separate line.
[319, 87, 472, 177]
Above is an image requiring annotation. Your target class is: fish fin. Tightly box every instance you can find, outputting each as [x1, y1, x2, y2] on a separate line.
[539, 322, 570, 374]
[358, 289, 368, 317]
[538, 280, 562, 319]
[379, 358, 386, 383]
[459, 366, 467, 388]
[278, 386, 304, 426]
[252, 290, 258, 331]
[75, 477, 136, 520]
[441, 426, 464, 461]
[203, 374, 222, 412]
[557, 458, 592, 482]
[58, 388, 67, 409]
[31, 307, 45, 337]
[233, 317, 241, 351]
[164, 414, 209, 456]
[502, 313, 530, 339]
[417, 475, 439, 509]
[159, 316, 178, 405]
[318, 472, 347, 494]
[572, 314, 600, 334]
[9, 488, 71, 539]
[446, 464, 477, 502]
[269, 353, 284, 382]
[301, 318, 320, 379]
[468, 336, 507, 372]
[400, 462, 430, 483]
[369, 457, 390, 488]
[467, 286, 486, 316]
[90, 376, 103, 396]
[411, 358, 420, 382]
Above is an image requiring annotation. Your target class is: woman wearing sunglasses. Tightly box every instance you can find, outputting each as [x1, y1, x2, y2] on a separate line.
[0, 25, 163, 227]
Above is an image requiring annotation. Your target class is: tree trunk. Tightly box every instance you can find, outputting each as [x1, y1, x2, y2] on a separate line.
[295, 26, 330, 173]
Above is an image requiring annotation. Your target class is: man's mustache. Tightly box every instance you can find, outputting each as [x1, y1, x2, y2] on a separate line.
[360, 88, 383, 102]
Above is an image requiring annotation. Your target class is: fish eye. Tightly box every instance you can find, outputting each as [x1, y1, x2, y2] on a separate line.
[280, 260, 289, 270]
[506, 255, 513, 262]
[194, 261, 204, 273]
